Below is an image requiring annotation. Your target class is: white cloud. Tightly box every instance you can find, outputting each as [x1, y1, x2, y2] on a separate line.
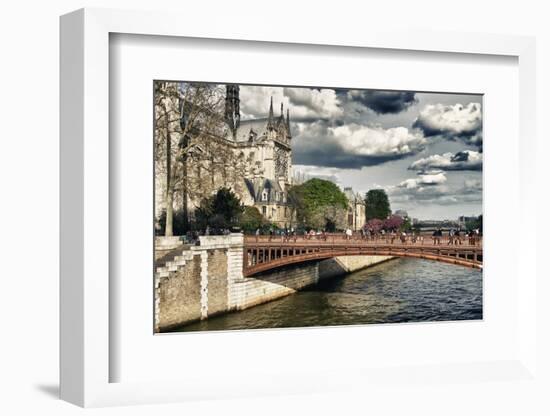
[284, 87, 343, 119]
[387, 173, 482, 208]
[398, 172, 447, 189]
[330, 124, 427, 158]
[413, 102, 482, 146]
[293, 122, 427, 168]
[239, 86, 287, 119]
[238, 86, 343, 121]
[409, 150, 482, 171]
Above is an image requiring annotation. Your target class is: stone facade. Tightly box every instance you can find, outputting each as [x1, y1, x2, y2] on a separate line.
[344, 187, 366, 231]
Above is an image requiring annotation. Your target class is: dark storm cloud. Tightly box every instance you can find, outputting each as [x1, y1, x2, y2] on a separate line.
[344, 90, 418, 114]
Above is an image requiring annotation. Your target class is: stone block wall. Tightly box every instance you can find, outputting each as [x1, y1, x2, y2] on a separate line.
[319, 255, 393, 280]
[229, 262, 319, 311]
[206, 249, 229, 317]
[155, 234, 243, 332]
[156, 254, 201, 330]
[154, 236, 184, 260]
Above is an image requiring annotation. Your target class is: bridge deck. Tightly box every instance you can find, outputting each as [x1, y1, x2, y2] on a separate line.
[243, 234, 482, 276]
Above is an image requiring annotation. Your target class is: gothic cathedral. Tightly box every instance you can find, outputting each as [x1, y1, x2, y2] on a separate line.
[223, 84, 294, 228]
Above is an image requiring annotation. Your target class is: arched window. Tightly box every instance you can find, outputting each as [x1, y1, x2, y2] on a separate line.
[262, 190, 268, 201]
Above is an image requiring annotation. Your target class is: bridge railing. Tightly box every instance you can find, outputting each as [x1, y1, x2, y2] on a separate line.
[244, 233, 482, 247]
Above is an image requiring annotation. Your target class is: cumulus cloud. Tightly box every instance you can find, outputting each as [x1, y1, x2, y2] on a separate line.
[398, 172, 447, 189]
[239, 86, 287, 119]
[388, 174, 482, 207]
[345, 90, 417, 114]
[413, 103, 482, 147]
[283, 87, 343, 120]
[239, 86, 343, 121]
[292, 121, 427, 169]
[409, 150, 482, 171]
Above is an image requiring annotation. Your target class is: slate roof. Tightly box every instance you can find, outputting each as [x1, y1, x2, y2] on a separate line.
[232, 115, 288, 143]
[244, 177, 285, 203]
[234, 118, 270, 142]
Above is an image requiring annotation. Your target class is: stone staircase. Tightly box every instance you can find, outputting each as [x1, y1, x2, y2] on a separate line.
[155, 247, 195, 279]
[154, 246, 198, 332]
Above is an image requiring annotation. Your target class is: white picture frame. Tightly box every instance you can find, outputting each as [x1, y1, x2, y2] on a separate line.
[60, 8, 538, 408]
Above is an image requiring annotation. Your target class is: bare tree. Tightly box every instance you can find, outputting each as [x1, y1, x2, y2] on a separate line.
[155, 82, 180, 236]
[155, 81, 249, 235]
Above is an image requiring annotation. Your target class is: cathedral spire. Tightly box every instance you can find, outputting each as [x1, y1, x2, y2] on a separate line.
[225, 84, 240, 139]
[267, 96, 274, 130]
[280, 102, 284, 117]
[286, 108, 291, 137]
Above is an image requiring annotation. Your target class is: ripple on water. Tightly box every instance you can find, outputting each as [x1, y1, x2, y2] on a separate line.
[175, 258, 483, 332]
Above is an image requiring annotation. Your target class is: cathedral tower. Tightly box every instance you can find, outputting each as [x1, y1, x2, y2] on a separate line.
[225, 84, 240, 138]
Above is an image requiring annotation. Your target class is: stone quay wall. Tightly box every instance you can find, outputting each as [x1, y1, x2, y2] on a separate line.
[155, 234, 392, 332]
[318, 255, 394, 280]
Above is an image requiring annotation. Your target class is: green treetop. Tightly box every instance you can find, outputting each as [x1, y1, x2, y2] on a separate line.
[289, 178, 348, 231]
[365, 189, 391, 221]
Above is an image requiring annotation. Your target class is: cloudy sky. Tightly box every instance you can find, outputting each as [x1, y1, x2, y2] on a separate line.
[237, 84, 482, 221]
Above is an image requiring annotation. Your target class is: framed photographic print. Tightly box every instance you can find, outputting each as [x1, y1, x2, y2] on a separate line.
[60, 7, 538, 408]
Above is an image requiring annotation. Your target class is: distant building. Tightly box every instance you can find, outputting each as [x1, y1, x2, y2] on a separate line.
[343, 187, 366, 231]
[416, 219, 459, 231]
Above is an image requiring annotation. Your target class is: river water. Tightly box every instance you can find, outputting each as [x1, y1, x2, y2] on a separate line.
[177, 258, 483, 332]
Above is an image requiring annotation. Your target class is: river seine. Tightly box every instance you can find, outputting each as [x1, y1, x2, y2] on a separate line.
[177, 258, 483, 332]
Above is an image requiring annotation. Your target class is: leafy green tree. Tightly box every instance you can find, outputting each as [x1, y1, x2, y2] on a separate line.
[400, 217, 412, 232]
[156, 209, 189, 236]
[365, 189, 391, 221]
[195, 187, 244, 232]
[465, 214, 483, 233]
[239, 206, 266, 233]
[289, 178, 348, 230]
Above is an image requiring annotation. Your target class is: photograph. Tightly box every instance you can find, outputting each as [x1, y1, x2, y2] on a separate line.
[153, 81, 483, 333]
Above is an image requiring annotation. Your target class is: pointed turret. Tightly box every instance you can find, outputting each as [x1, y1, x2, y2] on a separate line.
[286, 108, 291, 139]
[280, 102, 284, 117]
[267, 96, 274, 130]
[225, 84, 240, 139]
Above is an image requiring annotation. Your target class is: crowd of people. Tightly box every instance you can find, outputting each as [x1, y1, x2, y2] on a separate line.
[184, 224, 482, 247]
[250, 226, 482, 246]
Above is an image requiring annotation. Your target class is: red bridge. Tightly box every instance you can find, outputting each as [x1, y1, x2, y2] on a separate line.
[243, 234, 482, 276]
